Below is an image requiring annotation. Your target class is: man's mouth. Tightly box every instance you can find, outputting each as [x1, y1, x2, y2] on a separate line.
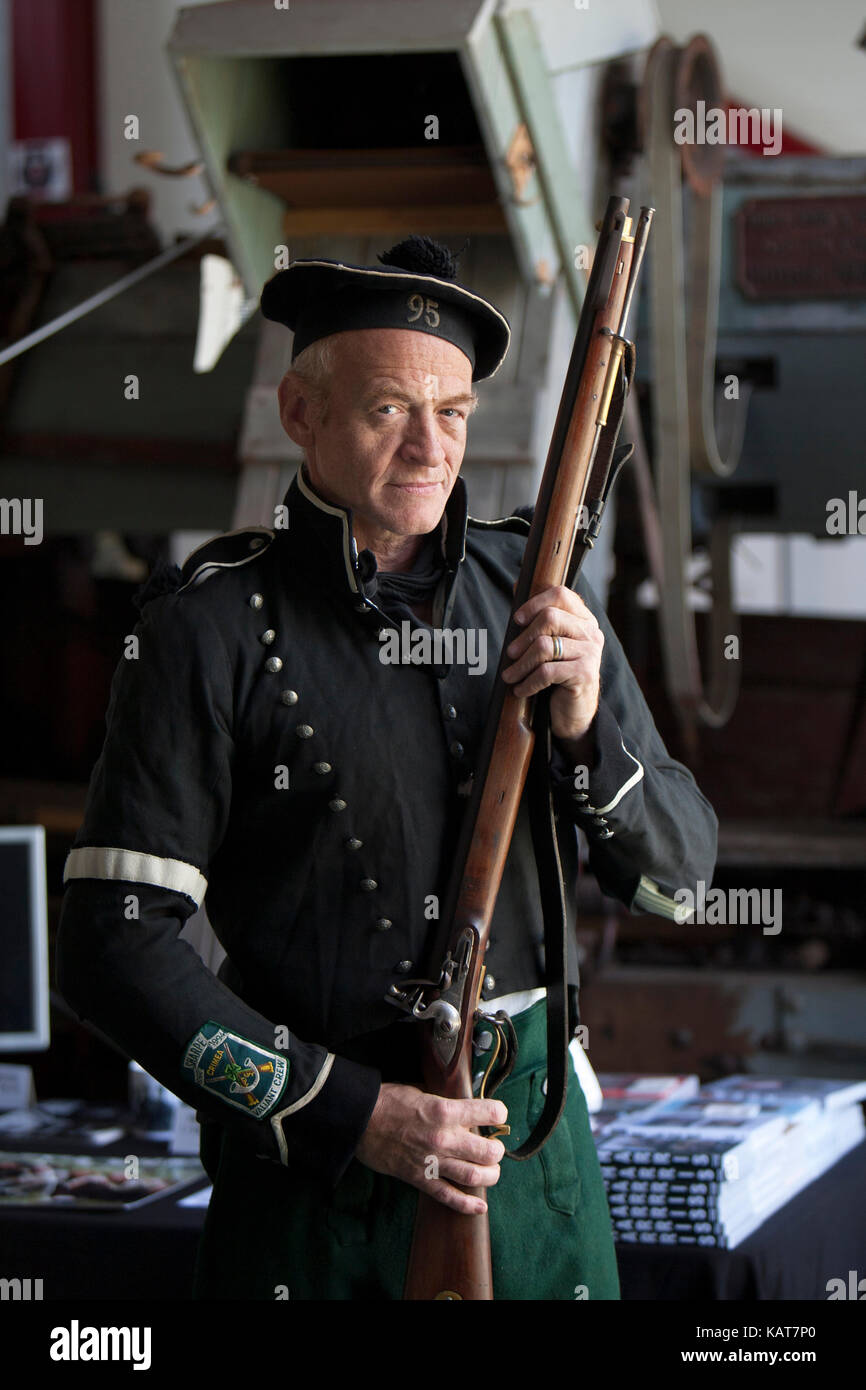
[391, 480, 442, 494]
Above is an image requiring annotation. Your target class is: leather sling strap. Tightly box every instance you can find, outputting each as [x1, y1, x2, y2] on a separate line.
[500, 688, 570, 1160]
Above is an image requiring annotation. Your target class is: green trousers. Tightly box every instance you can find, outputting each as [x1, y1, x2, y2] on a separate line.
[192, 999, 620, 1300]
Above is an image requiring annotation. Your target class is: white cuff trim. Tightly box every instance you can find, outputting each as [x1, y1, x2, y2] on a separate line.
[63, 846, 207, 907]
[632, 874, 687, 922]
[593, 740, 644, 815]
[270, 1053, 336, 1165]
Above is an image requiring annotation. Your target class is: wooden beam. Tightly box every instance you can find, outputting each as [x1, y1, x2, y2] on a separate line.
[282, 205, 507, 236]
[230, 144, 499, 209]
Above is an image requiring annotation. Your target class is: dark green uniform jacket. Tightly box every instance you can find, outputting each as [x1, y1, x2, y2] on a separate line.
[57, 465, 717, 1189]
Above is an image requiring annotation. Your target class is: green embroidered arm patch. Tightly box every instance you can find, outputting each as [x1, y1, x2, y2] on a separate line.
[182, 1022, 289, 1119]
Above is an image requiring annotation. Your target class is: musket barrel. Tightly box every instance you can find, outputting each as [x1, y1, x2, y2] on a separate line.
[402, 194, 652, 1301]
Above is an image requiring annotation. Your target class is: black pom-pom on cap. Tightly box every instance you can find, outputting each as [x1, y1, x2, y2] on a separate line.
[377, 235, 462, 282]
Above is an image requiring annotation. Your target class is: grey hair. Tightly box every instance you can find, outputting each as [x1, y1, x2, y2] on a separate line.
[285, 334, 481, 427]
[286, 337, 337, 424]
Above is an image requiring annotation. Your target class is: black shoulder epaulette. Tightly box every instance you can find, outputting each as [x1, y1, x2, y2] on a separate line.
[133, 559, 183, 612]
[178, 527, 276, 592]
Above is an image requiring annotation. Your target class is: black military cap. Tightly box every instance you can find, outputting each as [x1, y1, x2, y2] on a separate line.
[260, 235, 510, 382]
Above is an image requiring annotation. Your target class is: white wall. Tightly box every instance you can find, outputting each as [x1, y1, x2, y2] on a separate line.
[98, 0, 223, 239]
[655, 0, 866, 154]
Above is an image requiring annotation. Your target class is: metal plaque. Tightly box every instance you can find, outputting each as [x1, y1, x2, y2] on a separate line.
[735, 195, 866, 300]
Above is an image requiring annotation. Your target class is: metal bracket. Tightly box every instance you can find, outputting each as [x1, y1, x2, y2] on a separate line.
[505, 122, 537, 206]
[134, 150, 205, 179]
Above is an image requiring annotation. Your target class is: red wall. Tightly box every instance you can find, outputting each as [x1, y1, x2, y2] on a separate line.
[12, 0, 99, 193]
[725, 99, 821, 156]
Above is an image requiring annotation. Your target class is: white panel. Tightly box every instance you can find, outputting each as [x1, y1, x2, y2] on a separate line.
[732, 533, 786, 613]
[499, 0, 661, 73]
[529, 279, 575, 490]
[462, 461, 508, 518]
[731, 533, 866, 618]
[239, 384, 293, 463]
[789, 535, 866, 618]
[550, 65, 605, 216]
[170, 0, 497, 56]
[461, 16, 560, 287]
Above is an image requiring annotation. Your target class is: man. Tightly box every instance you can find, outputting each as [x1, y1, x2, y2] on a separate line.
[57, 236, 717, 1300]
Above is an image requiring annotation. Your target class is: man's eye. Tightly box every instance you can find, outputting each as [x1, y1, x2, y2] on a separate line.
[377, 404, 399, 414]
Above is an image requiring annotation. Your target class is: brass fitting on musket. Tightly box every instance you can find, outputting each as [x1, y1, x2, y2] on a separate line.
[595, 209, 649, 427]
[596, 329, 630, 427]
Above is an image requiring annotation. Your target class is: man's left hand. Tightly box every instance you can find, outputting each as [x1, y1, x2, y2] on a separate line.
[502, 586, 603, 747]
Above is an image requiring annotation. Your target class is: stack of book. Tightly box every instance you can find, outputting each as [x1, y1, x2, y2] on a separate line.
[588, 1073, 700, 1135]
[594, 1074, 866, 1248]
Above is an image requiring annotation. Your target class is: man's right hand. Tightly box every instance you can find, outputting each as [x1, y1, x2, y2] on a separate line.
[355, 1082, 508, 1215]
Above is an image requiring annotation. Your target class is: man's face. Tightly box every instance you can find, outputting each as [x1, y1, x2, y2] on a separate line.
[279, 328, 476, 548]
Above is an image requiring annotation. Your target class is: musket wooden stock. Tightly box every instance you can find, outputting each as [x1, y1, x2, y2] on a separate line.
[403, 197, 647, 1301]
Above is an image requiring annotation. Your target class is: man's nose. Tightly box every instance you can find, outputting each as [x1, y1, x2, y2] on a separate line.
[400, 410, 446, 462]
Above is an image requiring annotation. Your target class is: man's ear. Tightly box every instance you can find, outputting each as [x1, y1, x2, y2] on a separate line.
[277, 372, 316, 450]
